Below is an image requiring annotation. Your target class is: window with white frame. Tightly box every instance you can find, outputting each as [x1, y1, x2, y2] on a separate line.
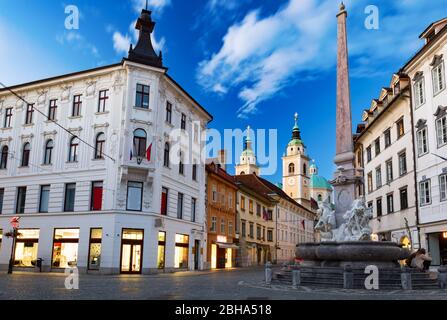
[432, 61, 446, 95]
[398, 151, 407, 176]
[440, 174, 447, 202]
[419, 179, 431, 206]
[436, 115, 447, 147]
[417, 127, 429, 156]
[210, 216, 217, 232]
[414, 77, 425, 108]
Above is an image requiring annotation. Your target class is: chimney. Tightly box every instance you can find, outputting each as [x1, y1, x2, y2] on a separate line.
[218, 149, 227, 171]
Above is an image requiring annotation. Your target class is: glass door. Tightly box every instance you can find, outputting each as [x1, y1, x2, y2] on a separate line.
[131, 244, 141, 272]
[121, 244, 132, 272]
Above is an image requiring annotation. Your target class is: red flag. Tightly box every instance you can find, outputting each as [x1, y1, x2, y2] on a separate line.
[146, 143, 152, 161]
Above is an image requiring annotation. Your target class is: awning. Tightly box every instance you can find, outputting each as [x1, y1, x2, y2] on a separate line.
[216, 242, 239, 249]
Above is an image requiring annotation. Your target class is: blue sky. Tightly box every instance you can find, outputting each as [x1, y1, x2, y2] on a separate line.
[1, 0, 446, 184]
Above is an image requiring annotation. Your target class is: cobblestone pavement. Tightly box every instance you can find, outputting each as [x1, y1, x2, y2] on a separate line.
[0, 267, 446, 300]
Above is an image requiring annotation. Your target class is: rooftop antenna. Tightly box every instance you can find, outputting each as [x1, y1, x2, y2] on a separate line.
[145, 0, 148, 10]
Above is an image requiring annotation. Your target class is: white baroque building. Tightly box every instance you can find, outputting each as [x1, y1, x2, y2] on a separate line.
[0, 9, 212, 274]
[402, 18, 447, 266]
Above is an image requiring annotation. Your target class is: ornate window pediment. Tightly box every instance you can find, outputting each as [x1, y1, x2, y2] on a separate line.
[430, 54, 443, 67]
[434, 105, 447, 118]
[413, 71, 424, 82]
[415, 118, 427, 129]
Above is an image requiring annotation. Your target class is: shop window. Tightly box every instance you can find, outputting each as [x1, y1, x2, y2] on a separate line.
[88, 228, 102, 270]
[174, 234, 189, 269]
[52, 228, 79, 268]
[158, 231, 166, 269]
[14, 229, 39, 267]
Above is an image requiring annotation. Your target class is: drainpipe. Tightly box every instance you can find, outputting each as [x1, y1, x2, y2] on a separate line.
[403, 88, 421, 249]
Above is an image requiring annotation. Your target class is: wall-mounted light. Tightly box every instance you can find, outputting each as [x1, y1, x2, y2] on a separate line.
[443, 231, 447, 239]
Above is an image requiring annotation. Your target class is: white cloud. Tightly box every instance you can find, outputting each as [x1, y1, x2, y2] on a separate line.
[197, 0, 335, 118]
[131, 0, 171, 13]
[112, 31, 131, 54]
[197, 0, 446, 118]
[56, 31, 100, 58]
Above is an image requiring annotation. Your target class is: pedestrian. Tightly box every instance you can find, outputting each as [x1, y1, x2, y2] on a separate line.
[410, 248, 432, 272]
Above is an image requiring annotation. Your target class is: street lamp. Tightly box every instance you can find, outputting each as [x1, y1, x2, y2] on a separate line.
[6, 217, 20, 274]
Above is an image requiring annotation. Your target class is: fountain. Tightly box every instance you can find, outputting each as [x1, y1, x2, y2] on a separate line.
[290, 3, 415, 289]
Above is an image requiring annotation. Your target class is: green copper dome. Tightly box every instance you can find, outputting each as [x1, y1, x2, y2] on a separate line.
[288, 138, 303, 146]
[241, 149, 255, 156]
[310, 174, 333, 190]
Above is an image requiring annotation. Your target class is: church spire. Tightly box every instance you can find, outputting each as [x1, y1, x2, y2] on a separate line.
[292, 112, 301, 140]
[127, 6, 163, 68]
[245, 125, 252, 150]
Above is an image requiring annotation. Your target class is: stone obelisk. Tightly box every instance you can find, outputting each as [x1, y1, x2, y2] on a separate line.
[332, 3, 358, 226]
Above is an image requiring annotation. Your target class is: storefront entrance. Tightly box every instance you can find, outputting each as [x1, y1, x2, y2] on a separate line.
[120, 229, 143, 274]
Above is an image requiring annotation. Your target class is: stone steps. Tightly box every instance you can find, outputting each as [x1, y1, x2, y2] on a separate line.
[273, 268, 440, 290]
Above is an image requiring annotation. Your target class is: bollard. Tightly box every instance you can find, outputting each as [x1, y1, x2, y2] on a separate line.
[292, 264, 301, 288]
[265, 261, 273, 285]
[438, 266, 447, 289]
[343, 265, 354, 289]
[401, 266, 412, 290]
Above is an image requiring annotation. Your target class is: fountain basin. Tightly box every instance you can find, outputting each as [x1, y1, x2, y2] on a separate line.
[297, 241, 410, 268]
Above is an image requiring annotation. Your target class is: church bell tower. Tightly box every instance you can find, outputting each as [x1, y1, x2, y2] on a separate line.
[281, 113, 311, 208]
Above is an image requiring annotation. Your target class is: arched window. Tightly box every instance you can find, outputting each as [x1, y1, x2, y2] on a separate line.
[21, 142, 30, 167]
[163, 142, 170, 167]
[288, 163, 295, 174]
[240, 171, 245, 175]
[317, 194, 323, 201]
[68, 137, 79, 162]
[303, 163, 307, 175]
[0, 145, 8, 169]
[179, 151, 184, 175]
[133, 129, 147, 158]
[95, 132, 105, 159]
[44, 140, 53, 165]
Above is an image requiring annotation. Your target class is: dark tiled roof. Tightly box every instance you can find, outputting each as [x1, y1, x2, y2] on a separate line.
[206, 162, 237, 187]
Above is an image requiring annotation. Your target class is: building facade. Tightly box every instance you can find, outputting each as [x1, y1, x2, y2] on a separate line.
[402, 18, 447, 266]
[205, 162, 238, 269]
[234, 174, 276, 267]
[354, 73, 418, 248]
[0, 9, 212, 274]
